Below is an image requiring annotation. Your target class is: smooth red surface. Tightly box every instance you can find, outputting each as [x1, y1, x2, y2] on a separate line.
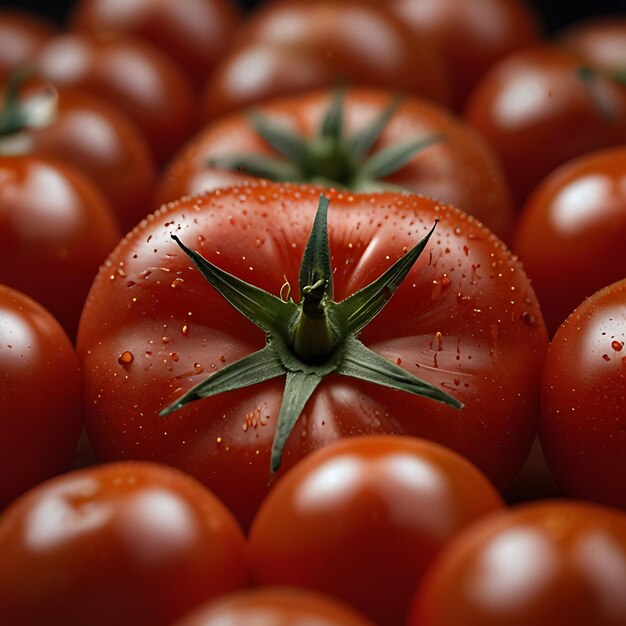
[249, 436, 503, 625]
[0, 461, 250, 626]
[0, 285, 81, 509]
[410, 501, 626, 626]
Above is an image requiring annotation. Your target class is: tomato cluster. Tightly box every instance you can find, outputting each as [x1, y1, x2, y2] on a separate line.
[1, 1, 626, 625]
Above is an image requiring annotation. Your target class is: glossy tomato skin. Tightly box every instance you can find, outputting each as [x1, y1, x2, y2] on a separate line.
[200, 0, 450, 121]
[71, 0, 241, 87]
[172, 588, 376, 626]
[34, 33, 197, 165]
[0, 10, 54, 83]
[0, 285, 81, 510]
[158, 88, 515, 241]
[0, 154, 121, 338]
[409, 500, 626, 626]
[540, 279, 626, 510]
[12, 86, 157, 233]
[249, 436, 504, 625]
[385, 0, 542, 109]
[465, 45, 626, 206]
[0, 461, 250, 626]
[514, 146, 626, 334]
[78, 182, 547, 529]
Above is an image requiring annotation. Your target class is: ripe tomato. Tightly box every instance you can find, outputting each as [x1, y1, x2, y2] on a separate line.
[70, 0, 241, 87]
[409, 500, 626, 626]
[384, 0, 542, 109]
[540, 278, 626, 510]
[464, 45, 626, 206]
[249, 436, 503, 625]
[200, 0, 451, 121]
[514, 146, 626, 334]
[0, 154, 121, 337]
[0, 461, 250, 626]
[158, 88, 515, 241]
[78, 182, 547, 529]
[34, 33, 197, 165]
[3, 84, 157, 233]
[0, 10, 54, 83]
[172, 588, 376, 626]
[0, 285, 81, 510]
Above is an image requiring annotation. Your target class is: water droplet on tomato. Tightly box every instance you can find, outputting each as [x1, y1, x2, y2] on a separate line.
[193, 363, 203, 374]
[170, 352, 179, 362]
[612, 340, 623, 351]
[171, 278, 184, 288]
[602, 354, 611, 361]
[181, 324, 189, 336]
[118, 351, 134, 365]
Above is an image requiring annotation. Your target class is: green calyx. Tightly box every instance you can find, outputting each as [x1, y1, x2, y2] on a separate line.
[207, 89, 443, 192]
[161, 194, 462, 471]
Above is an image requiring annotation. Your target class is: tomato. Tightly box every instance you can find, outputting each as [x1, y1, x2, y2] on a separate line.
[464, 45, 626, 206]
[172, 588, 376, 626]
[409, 500, 626, 626]
[0, 10, 54, 83]
[0, 461, 250, 626]
[3, 84, 157, 233]
[158, 88, 515, 241]
[514, 146, 626, 334]
[70, 0, 241, 88]
[249, 436, 503, 625]
[34, 33, 197, 165]
[540, 278, 626, 510]
[384, 0, 542, 109]
[0, 154, 121, 338]
[200, 0, 451, 121]
[78, 182, 546, 529]
[0, 285, 81, 510]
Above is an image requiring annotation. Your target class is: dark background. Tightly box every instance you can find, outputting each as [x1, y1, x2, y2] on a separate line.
[2, 0, 626, 33]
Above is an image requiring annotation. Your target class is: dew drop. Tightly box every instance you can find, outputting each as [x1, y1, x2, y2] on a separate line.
[171, 278, 184, 288]
[193, 363, 203, 374]
[182, 324, 189, 336]
[612, 340, 623, 351]
[170, 352, 179, 362]
[602, 354, 611, 362]
[118, 351, 134, 365]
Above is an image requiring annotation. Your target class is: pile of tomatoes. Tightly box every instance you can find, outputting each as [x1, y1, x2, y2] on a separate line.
[1, 0, 626, 625]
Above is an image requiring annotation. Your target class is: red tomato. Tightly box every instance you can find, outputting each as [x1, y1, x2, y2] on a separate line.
[514, 146, 626, 334]
[384, 0, 542, 109]
[172, 588, 376, 626]
[78, 182, 547, 529]
[0, 10, 54, 83]
[0, 461, 250, 626]
[70, 0, 241, 87]
[0, 285, 81, 509]
[540, 278, 626, 510]
[0, 154, 121, 337]
[34, 33, 197, 165]
[200, 0, 451, 121]
[4, 85, 157, 233]
[464, 45, 626, 206]
[409, 500, 626, 626]
[158, 88, 515, 241]
[249, 436, 503, 625]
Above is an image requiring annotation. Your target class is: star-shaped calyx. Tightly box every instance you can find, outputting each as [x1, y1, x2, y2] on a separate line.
[161, 195, 462, 471]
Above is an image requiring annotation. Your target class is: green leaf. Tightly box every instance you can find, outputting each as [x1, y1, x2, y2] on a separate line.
[348, 96, 402, 160]
[249, 111, 308, 163]
[160, 345, 285, 416]
[360, 134, 444, 180]
[171, 234, 297, 334]
[337, 336, 462, 408]
[338, 221, 437, 334]
[319, 87, 345, 141]
[206, 154, 303, 182]
[271, 370, 323, 471]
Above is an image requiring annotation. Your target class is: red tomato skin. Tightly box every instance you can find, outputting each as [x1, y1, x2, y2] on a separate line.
[0, 285, 82, 509]
[514, 146, 626, 334]
[34, 33, 197, 165]
[0, 154, 121, 338]
[200, 0, 451, 121]
[77, 182, 547, 529]
[0, 461, 250, 626]
[158, 88, 515, 241]
[409, 500, 626, 626]
[249, 436, 504, 625]
[540, 279, 626, 509]
[70, 0, 241, 87]
[385, 0, 542, 109]
[465, 45, 626, 206]
[20, 87, 157, 233]
[172, 587, 376, 626]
